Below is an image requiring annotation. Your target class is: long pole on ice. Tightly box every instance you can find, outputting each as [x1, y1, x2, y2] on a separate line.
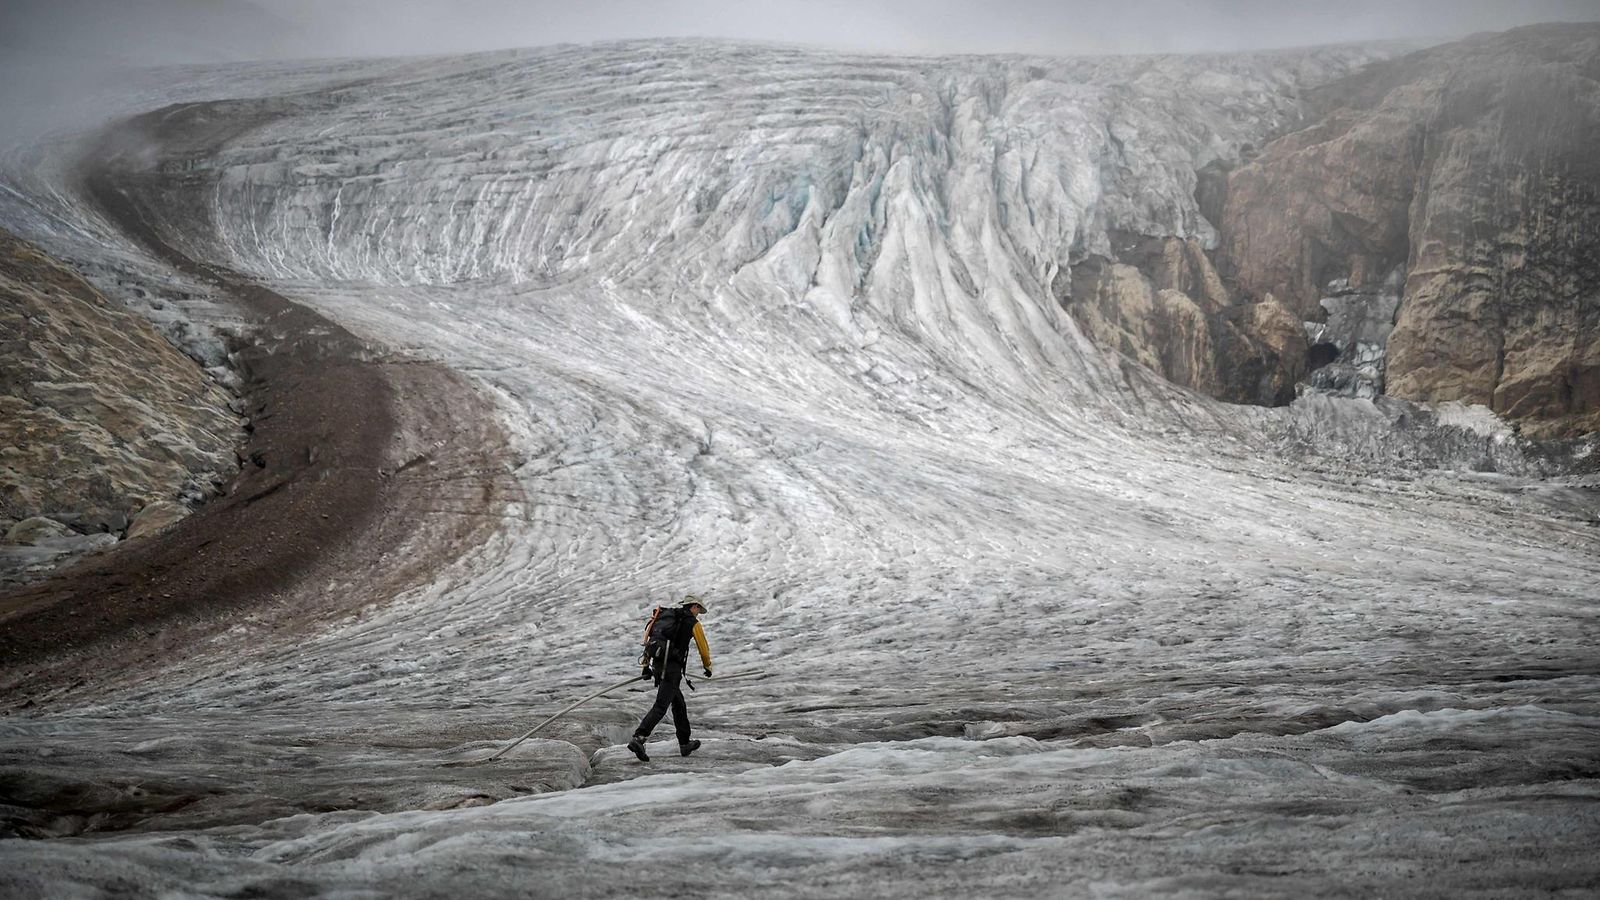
[474, 669, 770, 764]
[487, 674, 642, 761]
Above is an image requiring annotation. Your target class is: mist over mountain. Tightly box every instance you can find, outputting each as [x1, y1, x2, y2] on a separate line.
[0, 18, 1597, 899]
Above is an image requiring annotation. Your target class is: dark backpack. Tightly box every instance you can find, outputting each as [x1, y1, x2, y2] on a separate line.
[639, 606, 687, 682]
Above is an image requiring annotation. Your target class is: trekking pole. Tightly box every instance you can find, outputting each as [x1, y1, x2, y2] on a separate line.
[453, 670, 770, 766]
[484, 674, 643, 762]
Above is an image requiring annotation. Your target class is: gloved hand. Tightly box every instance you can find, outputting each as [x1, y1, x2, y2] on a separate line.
[703, 667, 713, 678]
[641, 666, 652, 681]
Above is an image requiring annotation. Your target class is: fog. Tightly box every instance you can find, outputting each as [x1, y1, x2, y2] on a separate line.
[4, 0, 1596, 145]
[6, 0, 1600, 67]
[263, 0, 1600, 57]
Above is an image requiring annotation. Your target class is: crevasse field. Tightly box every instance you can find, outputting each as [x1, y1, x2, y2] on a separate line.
[2, 40, 1598, 897]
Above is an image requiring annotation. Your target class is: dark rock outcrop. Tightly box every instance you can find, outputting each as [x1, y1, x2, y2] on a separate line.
[1063, 234, 1307, 406]
[1065, 25, 1600, 439]
[1220, 24, 1600, 437]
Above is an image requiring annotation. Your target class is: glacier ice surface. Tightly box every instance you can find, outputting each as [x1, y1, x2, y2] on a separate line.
[0, 38, 1596, 898]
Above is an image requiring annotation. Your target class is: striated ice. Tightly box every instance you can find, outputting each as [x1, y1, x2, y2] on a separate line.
[0, 37, 1596, 899]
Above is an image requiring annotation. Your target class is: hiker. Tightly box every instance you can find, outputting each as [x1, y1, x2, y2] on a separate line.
[627, 595, 713, 761]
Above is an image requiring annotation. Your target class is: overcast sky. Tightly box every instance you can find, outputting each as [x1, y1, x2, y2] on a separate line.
[2, 0, 1597, 143]
[4, 0, 1599, 66]
[289, 0, 1600, 57]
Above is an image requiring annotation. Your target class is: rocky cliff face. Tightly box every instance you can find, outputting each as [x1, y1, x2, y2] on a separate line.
[1058, 25, 1600, 438]
[1216, 24, 1600, 437]
[1063, 231, 1309, 406]
[0, 228, 239, 576]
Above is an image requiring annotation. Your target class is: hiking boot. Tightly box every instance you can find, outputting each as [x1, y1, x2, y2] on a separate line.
[627, 734, 649, 762]
[679, 739, 701, 757]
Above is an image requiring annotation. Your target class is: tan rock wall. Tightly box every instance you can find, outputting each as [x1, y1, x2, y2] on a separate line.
[1221, 24, 1600, 437]
[0, 229, 240, 532]
[1063, 242, 1305, 406]
[1220, 103, 1420, 320]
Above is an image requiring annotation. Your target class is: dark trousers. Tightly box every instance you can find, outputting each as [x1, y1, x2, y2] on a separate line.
[635, 667, 691, 744]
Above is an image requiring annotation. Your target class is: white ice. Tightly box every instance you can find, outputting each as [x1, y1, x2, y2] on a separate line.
[1, 39, 1596, 898]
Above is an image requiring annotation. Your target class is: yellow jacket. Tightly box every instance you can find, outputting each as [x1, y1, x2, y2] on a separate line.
[641, 607, 713, 673]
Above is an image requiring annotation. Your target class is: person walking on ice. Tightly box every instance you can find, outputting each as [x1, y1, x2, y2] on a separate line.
[628, 595, 713, 761]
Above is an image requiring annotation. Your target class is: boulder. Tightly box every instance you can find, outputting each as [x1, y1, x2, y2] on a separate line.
[127, 501, 190, 540]
[5, 516, 75, 545]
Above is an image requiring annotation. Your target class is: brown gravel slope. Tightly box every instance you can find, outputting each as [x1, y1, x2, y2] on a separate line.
[0, 104, 522, 707]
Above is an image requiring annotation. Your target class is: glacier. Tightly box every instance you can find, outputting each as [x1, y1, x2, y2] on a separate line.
[0, 38, 1597, 897]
